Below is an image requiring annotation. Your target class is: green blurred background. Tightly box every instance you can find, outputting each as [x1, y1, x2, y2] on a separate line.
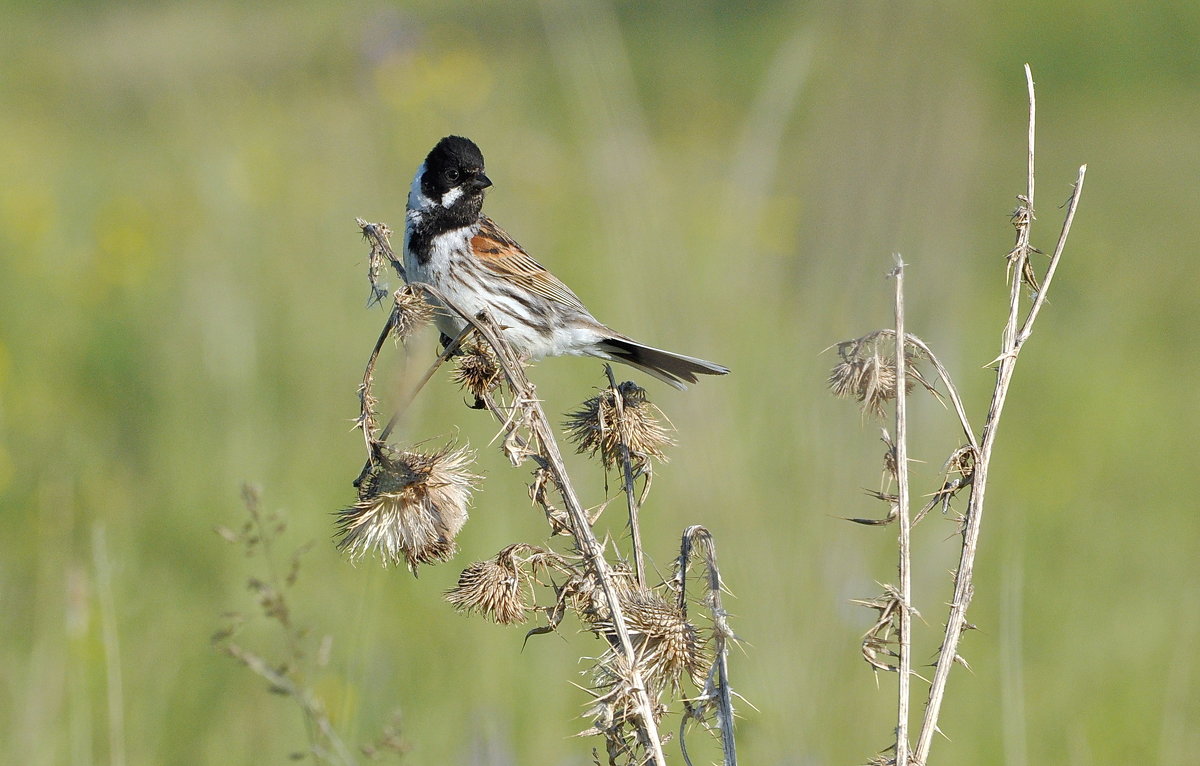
[3, 1, 1197, 764]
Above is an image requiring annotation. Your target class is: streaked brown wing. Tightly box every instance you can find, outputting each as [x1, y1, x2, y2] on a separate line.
[470, 217, 589, 313]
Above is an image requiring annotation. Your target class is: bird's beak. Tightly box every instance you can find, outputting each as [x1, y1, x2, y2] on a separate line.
[473, 173, 493, 191]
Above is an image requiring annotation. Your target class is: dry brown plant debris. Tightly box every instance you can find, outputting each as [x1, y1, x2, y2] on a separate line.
[336, 218, 738, 765]
[827, 66, 1086, 765]
[336, 442, 479, 573]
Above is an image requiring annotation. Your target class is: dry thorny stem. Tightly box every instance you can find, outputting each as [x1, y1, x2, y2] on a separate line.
[345, 220, 736, 764]
[607, 364, 648, 588]
[828, 66, 1086, 765]
[890, 255, 914, 765]
[675, 527, 739, 766]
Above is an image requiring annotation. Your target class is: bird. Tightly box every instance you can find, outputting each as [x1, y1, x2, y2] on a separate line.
[401, 135, 728, 390]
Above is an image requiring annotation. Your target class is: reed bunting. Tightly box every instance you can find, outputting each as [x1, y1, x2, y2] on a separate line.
[402, 135, 729, 389]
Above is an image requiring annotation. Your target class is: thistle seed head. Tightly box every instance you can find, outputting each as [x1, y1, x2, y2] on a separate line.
[564, 382, 673, 469]
[827, 333, 919, 418]
[452, 342, 502, 401]
[568, 564, 641, 628]
[619, 590, 707, 689]
[390, 285, 435, 342]
[445, 545, 529, 625]
[588, 650, 665, 730]
[336, 442, 479, 574]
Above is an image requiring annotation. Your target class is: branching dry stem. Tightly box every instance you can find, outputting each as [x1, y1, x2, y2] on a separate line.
[356, 221, 671, 766]
[901, 334, 977, 450]
[834, 66, 1084, 766]
[911, 65, 1087, 763]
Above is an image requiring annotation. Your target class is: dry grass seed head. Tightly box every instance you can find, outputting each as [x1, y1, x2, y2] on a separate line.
[446, 545, 529, 625]
[565, 382, 673, 469]
[336, 442, 479, 574]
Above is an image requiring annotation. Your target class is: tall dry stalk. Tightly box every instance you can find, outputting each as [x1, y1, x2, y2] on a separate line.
[830, 66, 1086, 764]
[890, 255, 913, 765]
[343, 221, 738, 765]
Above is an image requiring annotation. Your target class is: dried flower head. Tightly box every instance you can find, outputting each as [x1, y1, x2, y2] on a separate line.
[564, 382, 673, 469]
[567, 564, 641, 628]
[336, 442, 479, 574]
[452, 341, 502, 401]
[618, 590, 707, 690]
[827, 332, 922, 418]
[446, 545, 529, 625]
[582, 590, 699, 759]
[390, 285, 435, 342]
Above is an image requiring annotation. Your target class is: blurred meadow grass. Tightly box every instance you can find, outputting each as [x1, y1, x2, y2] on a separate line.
[2, 1, 1198, 763]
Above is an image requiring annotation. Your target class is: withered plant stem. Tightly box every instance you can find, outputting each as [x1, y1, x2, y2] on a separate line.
[354, 321, 472, 488]
[902, 334, 977, 450]
[891, 255, 914, 766]
[447, 300, 668, 765]
[356, 222, 669, 766]
[377, 324, 472, 443]
[913, 65, 1087, 763]
[606, 364, 647, 587]
[357, 310, 394, 453]
[677, 526, 737, 766]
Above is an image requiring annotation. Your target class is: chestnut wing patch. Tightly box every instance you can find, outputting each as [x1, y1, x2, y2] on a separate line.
[471, 217, 589, 313]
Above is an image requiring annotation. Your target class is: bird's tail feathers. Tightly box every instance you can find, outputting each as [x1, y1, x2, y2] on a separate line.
[595, 337, 729, 390]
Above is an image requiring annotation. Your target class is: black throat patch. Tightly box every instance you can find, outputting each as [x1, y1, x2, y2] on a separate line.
[409, 206, 476, 265]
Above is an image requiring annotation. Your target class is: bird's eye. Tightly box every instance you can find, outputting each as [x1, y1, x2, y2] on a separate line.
[445, 168, 460, 182]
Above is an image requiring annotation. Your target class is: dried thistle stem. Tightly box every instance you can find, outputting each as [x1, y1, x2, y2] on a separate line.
[678, 526, 737, 766]
[353, 323, 473, 489]
[890, 255, 914, 765]
[357, 310, 396, 451]
[912, 66, 1087, 763]
[464, 306, 668, 765]
[355, 220, 668, 765]
[606, 364, 647, 587]
[902, 334, 977, 450]
[1018, 165, 1086, 345]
